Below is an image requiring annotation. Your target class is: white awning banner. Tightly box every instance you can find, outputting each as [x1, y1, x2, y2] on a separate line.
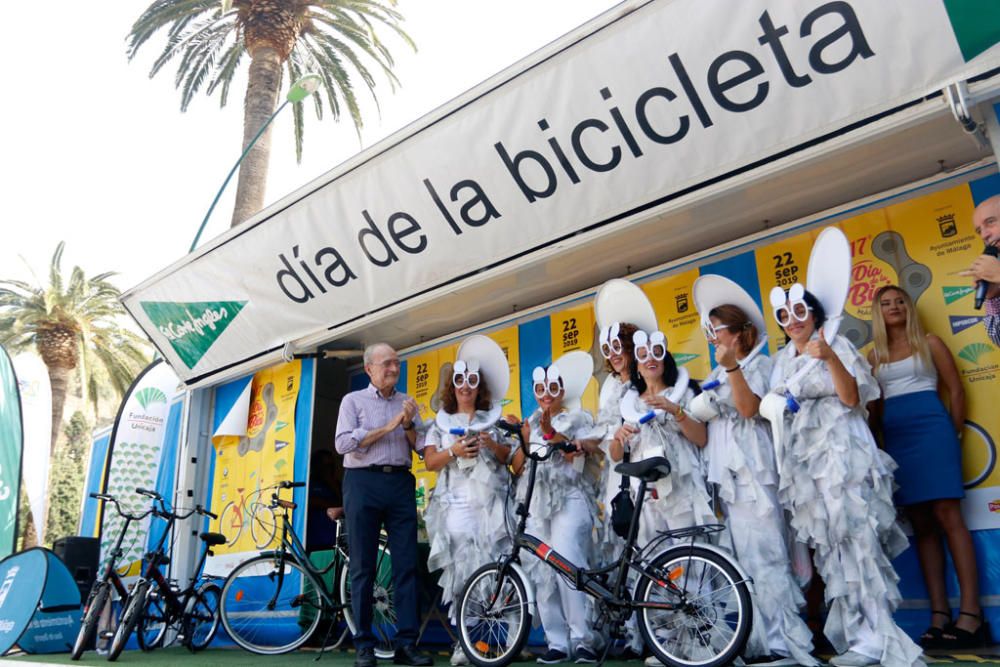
[122, 0, 1000, 384]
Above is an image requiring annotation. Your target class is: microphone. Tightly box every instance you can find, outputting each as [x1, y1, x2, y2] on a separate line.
[975, 245, 1000, 309]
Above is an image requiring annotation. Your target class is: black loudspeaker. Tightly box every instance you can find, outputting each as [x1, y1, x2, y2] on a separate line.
[53, 536, 100, 599]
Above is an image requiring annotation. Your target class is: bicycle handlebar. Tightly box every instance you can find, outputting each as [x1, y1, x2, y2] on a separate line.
[279, 481, 305, 489]
[494, 419, 577, 461]
[90, 492, 155, 522]
[197, 505, 218, 520]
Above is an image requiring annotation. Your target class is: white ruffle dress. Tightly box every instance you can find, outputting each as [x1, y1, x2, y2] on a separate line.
[702, 355, 816, 665]
[768, 334, 922, 667]
[518, 407, 602, 654]
[622, 387, 715, 548]
[424, 410, 511, 622]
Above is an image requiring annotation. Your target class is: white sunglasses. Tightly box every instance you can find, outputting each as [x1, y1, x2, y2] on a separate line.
[701, 321, 729, 341]
[532, 365, 564, 398]
[633, 330, 667, 362]
[769, 284, 812, 326]
[452, 360, 481, 389]
[599, 322, 624, 359]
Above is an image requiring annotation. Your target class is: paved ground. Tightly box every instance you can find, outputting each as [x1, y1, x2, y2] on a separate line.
[3, 647, 1000, 667]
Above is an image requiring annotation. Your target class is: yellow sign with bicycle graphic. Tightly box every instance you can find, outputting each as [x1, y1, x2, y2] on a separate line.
[210, 360, 302, 556]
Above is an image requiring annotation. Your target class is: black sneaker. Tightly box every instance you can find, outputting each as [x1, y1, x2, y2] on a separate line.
[537, 649, 569, 664]
[574, 647, 598, 664]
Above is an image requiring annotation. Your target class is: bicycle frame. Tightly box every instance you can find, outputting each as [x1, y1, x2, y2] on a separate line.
[261, 497, 348, 616]
[91, 495, 155, 602]
[491, 429, 721, 622]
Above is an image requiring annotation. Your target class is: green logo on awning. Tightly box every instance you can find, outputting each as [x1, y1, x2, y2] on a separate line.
[141, 300, 247, 369]
[943, 0, 1000, 61]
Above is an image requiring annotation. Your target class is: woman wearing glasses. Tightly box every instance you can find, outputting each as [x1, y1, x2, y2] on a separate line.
[868, 285, 984, 649]
[766, 281, 919, 667]
[689, 276, 816, 667]
[509, 352, 602, 665]
[423, 336, 512, 666]
[613, 329, 712, 550]
[589, 280, 658, 661]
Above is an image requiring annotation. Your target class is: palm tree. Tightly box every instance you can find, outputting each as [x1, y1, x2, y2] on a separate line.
[127, 0, 414, 227]
[0, 243, 151, 456]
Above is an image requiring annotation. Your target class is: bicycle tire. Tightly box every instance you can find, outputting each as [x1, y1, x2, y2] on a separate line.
[249, 503, 278, 549]
[71, 581, 109, 660]
[183, 582, 221, 651]
[136, 587, 170, 651]
[338, 538, 396, 659]
[108, 580, 149, 662]
[218, 501, 240, 547]
[220, 555, 323, 655]
[456, 563, 531, 667]
[635, 545, 752, 667]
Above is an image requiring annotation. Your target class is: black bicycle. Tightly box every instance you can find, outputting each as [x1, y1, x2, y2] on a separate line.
[218, 480, 397, 656]
[107, 488, 220, 660]
[456, 421, 752, 667]
[71, 491, 155, 660]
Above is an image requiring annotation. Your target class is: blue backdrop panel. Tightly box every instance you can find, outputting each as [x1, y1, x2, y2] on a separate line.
[145, 399, 184, 557]
[698, 251, 767, 370]
[518, 317, 552, 418]
[79, 430, 112, 538]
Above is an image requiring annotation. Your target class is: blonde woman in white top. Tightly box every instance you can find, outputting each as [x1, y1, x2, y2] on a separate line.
[868, 285, 984, 649]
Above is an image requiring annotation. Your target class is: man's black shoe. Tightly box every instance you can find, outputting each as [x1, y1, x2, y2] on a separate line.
[356, 647, 377, 667]
[394, 645, 434, 666]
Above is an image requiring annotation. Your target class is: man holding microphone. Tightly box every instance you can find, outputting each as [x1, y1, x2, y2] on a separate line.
[963, 195, 1000, 346]
[336, 342, 433, 667]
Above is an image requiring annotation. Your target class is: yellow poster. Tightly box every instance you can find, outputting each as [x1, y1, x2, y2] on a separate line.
[642, 268, 711, 380]
[550, 304, 599, 414]
[753, 231, 817, 356]
[488, 326, 522, 415]
[210, 359, 301, 556]
[749, 183, 1000, 528]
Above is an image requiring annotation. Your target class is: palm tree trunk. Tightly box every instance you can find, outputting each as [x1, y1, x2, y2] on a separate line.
[48, 364, 71, 458]
[230, 46, 283, 227]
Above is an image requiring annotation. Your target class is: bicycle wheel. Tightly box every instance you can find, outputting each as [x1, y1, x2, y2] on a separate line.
[136, 587, 170, 651]
[220, 555, 323, 654]
[338, 539, 396, 659]
[183, 582, 221, 651]
[635, 545, 752, 667]
[71, 581, 109, 660]
[218, 502, 241, 547]
[249, 503, 278, 549]
[456, 563, 531, 667]
[108, 580, 150, 661]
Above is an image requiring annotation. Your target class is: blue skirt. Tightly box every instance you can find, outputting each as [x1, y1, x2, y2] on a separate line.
[882, 390, 965, 506]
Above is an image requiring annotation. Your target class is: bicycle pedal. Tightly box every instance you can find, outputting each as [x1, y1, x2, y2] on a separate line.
[99, 631, 114, 640]
[291, 594, 305, 608]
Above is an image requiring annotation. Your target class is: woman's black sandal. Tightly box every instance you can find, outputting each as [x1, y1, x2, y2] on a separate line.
[920, 610, 953, 648]
[938, 611, 991, 649]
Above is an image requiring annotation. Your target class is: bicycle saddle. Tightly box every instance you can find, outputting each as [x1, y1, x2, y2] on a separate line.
[200, 532, 227, 546]
[615, 457, 671, 482]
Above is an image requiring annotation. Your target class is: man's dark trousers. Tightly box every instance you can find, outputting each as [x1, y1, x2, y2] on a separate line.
[344, 468, 420, 649]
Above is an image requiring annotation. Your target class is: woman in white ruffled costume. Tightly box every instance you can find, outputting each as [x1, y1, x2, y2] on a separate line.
[423, 341, 513, 667]
[610, 330, 712, 549]
[576, 321, 644, 660]
[690, 283, 816, 667]
[765, 284, 922, 667]
[509, 357, 602, 665]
